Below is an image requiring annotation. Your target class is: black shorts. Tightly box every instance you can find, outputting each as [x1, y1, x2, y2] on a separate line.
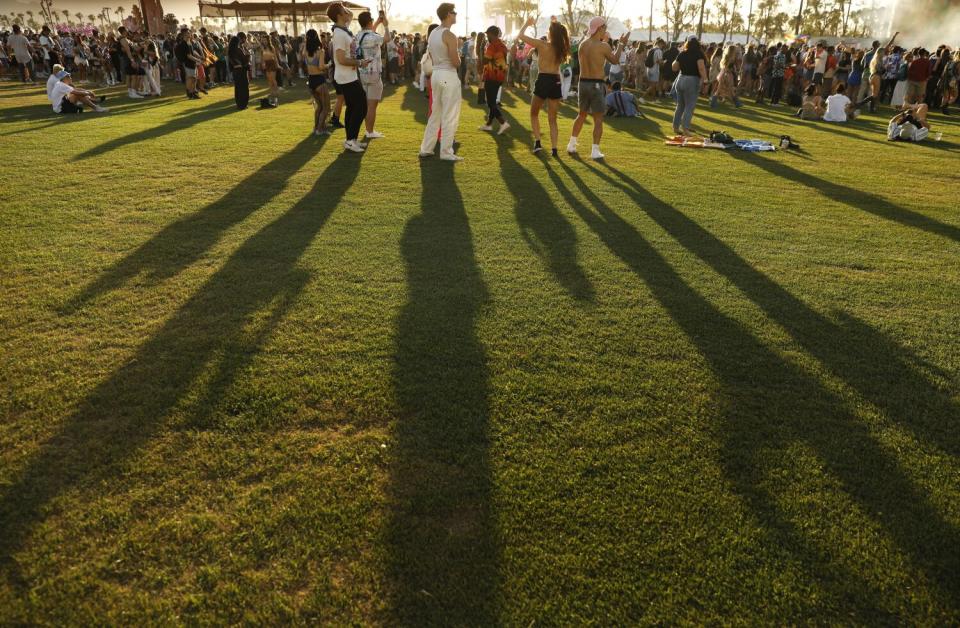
[813, 72, 824, 85]
[534, 72, 562, 100]
[60, 96, 82, 114]
[308, 74, 326, 90]
[333, 79, 343, 95]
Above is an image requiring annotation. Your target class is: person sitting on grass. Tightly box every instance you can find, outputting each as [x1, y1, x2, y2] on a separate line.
[822, 82, 858, 122]
[798, 83, 824, 119]
[49, 69, 108, 115]
[887, 103, 931, 142]
[605, 81, 645, 118]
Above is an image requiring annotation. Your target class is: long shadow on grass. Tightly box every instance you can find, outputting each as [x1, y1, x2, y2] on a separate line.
[549, 159, 960, 618]
[0, 140, 358, 590]
[71, 99, 241, 160]
[492, 111, 595, 302]
[400, 83, 429, 125]
[387, 161, 498, 623]
[62, 136, 322, 312]
[727, 150, 960, 244]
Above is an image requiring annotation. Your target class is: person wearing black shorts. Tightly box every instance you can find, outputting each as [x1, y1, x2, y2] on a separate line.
[517, 17, 570, 156]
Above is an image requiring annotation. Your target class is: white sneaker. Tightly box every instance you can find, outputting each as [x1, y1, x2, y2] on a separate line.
[478, 124, 493, 131]
[93, 105, 109, 113]
[439, 153, 464, 161]
[497, 121, 511, 135]
[128, 90, 144, 99]
[566, 138, 578, 154]
[365, 130, 384, 139]
[590, 145, 605, 160]
[344, 140, 365, 153]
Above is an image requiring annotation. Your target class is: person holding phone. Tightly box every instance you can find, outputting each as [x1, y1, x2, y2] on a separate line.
[517, 16, 570, 156]
[327, 2, 373, 153]
[355, 10, 388, 140]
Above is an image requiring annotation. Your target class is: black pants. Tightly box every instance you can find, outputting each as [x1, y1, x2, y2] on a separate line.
[234, 68, 249, 109]
[484, 80, 503, 124]
[342, 80, 367, 141]
[769, 76, 784, 105]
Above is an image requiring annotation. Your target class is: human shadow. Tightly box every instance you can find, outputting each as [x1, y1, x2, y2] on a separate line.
[400, 83, 428, 125]
[549, 159, 960, 616]
[386, 161, 498, 623]
[726, 150, 960, 244]
[62, 136, 324, 312]
[491, 109, 595, 302]
[0, 141, 358, 589]
[72, 99, 241, 160]
[0, 90, 182, 123]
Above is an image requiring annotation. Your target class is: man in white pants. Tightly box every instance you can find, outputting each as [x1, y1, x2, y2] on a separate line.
[419, 3, 463, 161]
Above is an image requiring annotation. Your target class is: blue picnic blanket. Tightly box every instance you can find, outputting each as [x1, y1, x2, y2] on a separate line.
[734, 140, 777, 152]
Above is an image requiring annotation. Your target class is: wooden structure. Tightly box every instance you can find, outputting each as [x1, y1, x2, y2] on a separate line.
[198, 0, 370, 36]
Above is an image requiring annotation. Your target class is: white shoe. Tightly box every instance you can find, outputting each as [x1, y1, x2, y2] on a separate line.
[93, 105, 109, 113]
[128, 90, 144, 99]
[478, 124, 493, 131]
[439, 153, 464, 161]
[497, 121, 511, 135]
[344, 140, 365, 153]
[365, 130, 384, 139]
[590, 145, 605, 160]
[566, 138, 578, 154]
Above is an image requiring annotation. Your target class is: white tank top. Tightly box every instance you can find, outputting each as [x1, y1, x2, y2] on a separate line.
[428, 26, 453, 71]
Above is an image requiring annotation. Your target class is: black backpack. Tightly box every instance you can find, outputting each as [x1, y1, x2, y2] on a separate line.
[645, 48, 656, 68]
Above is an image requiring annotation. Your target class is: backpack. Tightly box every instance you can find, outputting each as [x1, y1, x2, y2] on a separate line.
[779, 134, 800, 149]
[709, 131, 734, 144]
[645, 48, 656, 68]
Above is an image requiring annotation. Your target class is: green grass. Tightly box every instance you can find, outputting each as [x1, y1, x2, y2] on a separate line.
[1, 76, 959, 624]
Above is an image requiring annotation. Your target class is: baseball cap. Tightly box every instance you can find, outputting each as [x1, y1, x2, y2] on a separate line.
[55, 69, 70, 80]
[587, 16, 605, 37]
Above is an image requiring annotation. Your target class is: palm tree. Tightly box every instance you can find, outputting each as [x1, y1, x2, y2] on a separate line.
[15, 12, 24, 26]
[62, 9, 71, 24]
[87, 13, 97, 25]
[115, 6, 124, 23]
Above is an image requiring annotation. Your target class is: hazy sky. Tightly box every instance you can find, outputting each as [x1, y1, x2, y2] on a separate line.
[0, 0, 642, 35]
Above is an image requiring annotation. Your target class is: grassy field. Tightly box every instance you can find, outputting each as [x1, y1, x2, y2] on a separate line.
[1, 76, 959, 624]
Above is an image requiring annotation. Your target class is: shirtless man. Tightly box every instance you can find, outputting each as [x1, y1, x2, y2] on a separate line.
[518, 17, 570, 156]
[567, 17, 627, 159]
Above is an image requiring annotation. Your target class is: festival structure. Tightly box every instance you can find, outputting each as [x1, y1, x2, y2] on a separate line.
[197, 0, 369, 35]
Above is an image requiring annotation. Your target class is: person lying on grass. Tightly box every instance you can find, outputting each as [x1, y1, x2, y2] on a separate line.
[887, 103, 931, 142]
[49, 69, 108, 115]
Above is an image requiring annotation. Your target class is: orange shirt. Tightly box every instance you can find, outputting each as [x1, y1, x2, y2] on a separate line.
[482, 40, 508, 82]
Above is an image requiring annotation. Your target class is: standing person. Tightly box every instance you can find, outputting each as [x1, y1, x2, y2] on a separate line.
[644, 39, 665, 101]
[671, 36, 708, 137]
[566, 17, 627, 160]
[518, 17, 570, 155]
[174, 28, 202, 99]
[474, 30, 488, 103]
[117, 27, 143, 99]
[940, 50, 959, 115]
[261, 35, 279, 106]
[302, 29, 329, 134]
[328, 1, 373, 153]
[229, 32, 250, 109]
[478, 25, 508, 134]
[905, 48, 931, 106]
[8, 25, 35, 84]
[355, 9, 388, 140]
[418, 3, 463, 161]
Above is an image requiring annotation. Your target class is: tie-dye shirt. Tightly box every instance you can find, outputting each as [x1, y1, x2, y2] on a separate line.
[482, 40, 508, 82]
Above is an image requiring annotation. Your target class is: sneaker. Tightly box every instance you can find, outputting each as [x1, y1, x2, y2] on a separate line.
[590, 145, 605, 160]
[98, 95, 108, 103]
[93, 105, 109, 113]
[128, 90, 144, 99]
[330, 118, 344, 129]
[365, 130, 384, 139]
[439, 153, 464, 161]
[497, 121, 511, 135]
[566, 138, 578, 154]
[551, 148, 559, 157]
[354, 140, 368, 149]
[343, 140, 365, 153]
[478, 124, 493, 131]
[533, 141, 543, 153]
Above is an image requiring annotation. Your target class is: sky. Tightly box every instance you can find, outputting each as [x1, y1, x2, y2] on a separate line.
[1, 0, 623, 35]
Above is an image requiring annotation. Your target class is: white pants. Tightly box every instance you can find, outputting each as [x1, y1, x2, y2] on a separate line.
[420, 69, 462, 157]
[144, 64, 161, 95]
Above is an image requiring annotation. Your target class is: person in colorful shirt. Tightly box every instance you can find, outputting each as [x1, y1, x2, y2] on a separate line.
[770, 44, 786, 105]
[478, 25, 509, 134]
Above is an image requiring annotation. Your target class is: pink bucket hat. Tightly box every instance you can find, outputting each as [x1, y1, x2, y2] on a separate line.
[587, 16, 606, 37]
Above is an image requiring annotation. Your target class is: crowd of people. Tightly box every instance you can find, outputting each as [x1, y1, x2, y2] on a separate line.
[3, 3, 954, 152]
